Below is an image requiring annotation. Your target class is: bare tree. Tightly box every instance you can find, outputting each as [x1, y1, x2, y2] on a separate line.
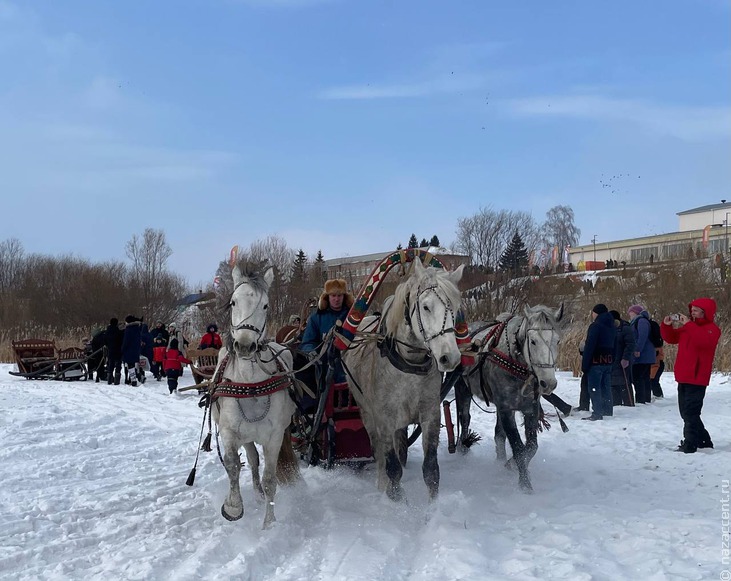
[125, 228, 184, 322]
[0, 238, 25, 294]
[452, 208, 540, 272]
[541, 205, 581, 261]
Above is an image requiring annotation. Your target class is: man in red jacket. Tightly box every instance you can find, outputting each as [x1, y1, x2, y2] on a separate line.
[660, 298, 721, 453]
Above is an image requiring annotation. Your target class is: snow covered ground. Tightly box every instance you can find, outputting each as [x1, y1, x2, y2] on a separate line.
[1, 364, 729, 581]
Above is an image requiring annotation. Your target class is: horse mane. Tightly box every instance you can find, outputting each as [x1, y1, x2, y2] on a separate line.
[383, 267, 461, 337]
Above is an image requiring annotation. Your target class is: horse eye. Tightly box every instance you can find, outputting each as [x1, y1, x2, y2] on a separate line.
[423, 305, 430, 312]
[530, 339, 536, 345]
[263, 304, 268, 310]
[230, 301, 235, 307]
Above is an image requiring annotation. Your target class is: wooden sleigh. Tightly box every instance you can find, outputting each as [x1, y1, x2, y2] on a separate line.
[11, 339, 93, 381]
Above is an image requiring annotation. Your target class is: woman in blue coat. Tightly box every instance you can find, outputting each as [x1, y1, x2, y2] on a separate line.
[628, 304, 656, 404]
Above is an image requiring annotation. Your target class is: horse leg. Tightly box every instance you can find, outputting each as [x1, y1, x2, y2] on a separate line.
[455, 378, 474, 453]
[261, 435, 281, 529]
[221, 437, 245, 521]
[243, 443, 263, 498]
[384, 441, 405, 502]
[394, 427, 408, 467]
[276, 426, 301, 485]
[420, 415, 441, 501]
[499, 410, 532, 492]
[522, 403, 540, 466]
[494, 412, 508, 461]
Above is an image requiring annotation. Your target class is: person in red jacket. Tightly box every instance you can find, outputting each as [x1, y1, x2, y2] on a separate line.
[660, 298, 721, 453]
[198, 323, 223, 350]
[163, 339, 192, 394]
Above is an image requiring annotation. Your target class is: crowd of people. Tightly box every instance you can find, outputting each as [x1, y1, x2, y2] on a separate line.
[88, 318, 223, 394]
[579, 299, 720, 453]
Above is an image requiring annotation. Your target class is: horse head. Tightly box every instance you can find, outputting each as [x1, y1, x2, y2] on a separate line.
[396, 258, 465, 373]
[519, 303, 563, 395]
[228, 261, 274, 357]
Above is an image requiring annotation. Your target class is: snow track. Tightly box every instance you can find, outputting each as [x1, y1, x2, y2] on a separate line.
[1, 366, 728, 580]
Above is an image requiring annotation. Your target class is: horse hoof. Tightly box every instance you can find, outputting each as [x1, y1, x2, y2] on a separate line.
[519, 481, 534, 493]
[221, 505, 244, 521]
[504, 458, 516, 470]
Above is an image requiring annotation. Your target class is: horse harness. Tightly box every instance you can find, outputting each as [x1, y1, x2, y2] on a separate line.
[209, 349, 292, 401]
[466, 315, 556, 403]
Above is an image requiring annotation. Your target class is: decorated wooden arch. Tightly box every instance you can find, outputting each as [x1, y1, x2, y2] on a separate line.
[333, 248, 470, 352]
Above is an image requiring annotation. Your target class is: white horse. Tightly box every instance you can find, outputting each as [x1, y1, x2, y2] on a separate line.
[341, 258, 464, 501]
[211, 260, 296, 527]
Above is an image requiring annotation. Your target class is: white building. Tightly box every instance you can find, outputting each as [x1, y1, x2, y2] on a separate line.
[568, 201, 731, 269]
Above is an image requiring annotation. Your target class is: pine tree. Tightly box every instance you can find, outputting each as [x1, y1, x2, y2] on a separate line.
[396, 243, 403, 250]
[408, 234, 418, 248]
[429, 235, 440, 247]
[420, 238, 428, 248]
[498, 232, 529, 275]
[291, 249, 308, 283]
[312, 250, 326, 283]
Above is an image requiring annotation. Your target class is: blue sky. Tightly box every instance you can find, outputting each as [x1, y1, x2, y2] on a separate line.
[1, 0, 729, 286]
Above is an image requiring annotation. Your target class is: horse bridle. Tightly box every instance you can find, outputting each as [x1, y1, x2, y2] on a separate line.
[522, 323, 558, 371]
[405, 284, 456, 350]
[229, 280, 267, 339]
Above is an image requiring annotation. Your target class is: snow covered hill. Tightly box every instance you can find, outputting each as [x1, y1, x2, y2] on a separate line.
[1, 364, 729, 581]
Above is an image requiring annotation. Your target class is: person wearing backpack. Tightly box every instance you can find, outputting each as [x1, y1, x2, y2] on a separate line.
[648, 317, 665, 398]
[627, 304, 656, 404]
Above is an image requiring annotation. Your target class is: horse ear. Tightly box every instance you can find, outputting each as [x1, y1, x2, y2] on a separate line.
[446, 263, 465, 285]
[555, 302, 564, 322]
[232, 264, 243, 285]
[264, 266, 275, 288]
[413, 255, 426, 274]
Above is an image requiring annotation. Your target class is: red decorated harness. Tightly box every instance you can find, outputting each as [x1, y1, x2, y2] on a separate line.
[210, 351, 292, 400]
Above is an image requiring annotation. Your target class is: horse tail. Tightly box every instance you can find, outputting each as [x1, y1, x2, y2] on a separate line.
[276, 427, 301, 485]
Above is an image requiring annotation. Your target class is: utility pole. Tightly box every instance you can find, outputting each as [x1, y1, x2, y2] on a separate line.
[591, 235, 598, 264]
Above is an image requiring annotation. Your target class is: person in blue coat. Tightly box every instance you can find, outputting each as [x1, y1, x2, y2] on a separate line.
[300, 278, 354, 386]
[140, 324, 154, 382]
[581, 304, 616, 421]
[628, 304, 656, 404]
[121, 315, 143, 386]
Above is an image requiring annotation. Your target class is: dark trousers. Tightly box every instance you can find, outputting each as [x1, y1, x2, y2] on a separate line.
[612, 364, 635, 406]
[166, 369, 181, 393]
[651, 360, 665, 397]
[107, 357, 122, 385]
[543, 393, 572, 415]
[677, 383, 711, 449]
[632, 363, 652, 404]
[587, 364, 613, 418]
[578, 373, 590, 410]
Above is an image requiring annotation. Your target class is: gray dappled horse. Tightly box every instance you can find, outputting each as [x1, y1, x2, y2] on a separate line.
[458, 304, 563, 492]
[211, 260, 297, 527]
[341, 258, 465, 502]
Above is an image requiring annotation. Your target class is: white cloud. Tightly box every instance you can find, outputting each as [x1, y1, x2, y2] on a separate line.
[319, 73, 485, 100]
[505, 94, 731, 141]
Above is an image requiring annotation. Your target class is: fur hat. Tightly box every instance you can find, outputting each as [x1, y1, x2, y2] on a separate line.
[169, 338, 179, 350]
[318, 278, 354, 311]
[628, 304, 644, 316]
[592, 304, 608, 315]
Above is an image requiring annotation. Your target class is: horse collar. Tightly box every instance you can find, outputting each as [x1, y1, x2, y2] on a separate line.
[211, 351, 292, 399]
[378, 335, 433, 376]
